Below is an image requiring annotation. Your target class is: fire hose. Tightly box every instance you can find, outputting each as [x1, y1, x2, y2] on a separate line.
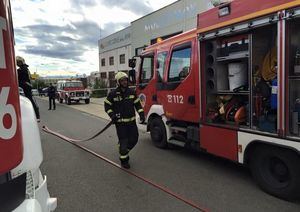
[42, 121, 208, 211]
[42, 120, 113, 142]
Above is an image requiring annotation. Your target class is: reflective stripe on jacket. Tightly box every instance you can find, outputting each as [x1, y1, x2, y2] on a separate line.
[104, 87, 144, 123]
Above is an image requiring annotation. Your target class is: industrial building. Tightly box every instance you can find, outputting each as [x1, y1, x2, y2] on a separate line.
[98, 0, 212, 87]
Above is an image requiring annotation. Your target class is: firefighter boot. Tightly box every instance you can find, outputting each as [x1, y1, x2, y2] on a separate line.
[120, 155, 130, 169]
[121, 160, 130, 169]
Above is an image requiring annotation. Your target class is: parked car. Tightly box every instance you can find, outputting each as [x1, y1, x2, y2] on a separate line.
[32, 89, 39, 96]
[39, 87, 49, 96]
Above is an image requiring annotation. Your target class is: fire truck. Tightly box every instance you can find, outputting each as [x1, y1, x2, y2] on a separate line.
[0, 0, 57, 211]
[57, 80, 90, 105]
[131, 0, 300, 200]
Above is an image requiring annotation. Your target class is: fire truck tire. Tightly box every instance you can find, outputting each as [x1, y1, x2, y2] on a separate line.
[59, 98, 63, 103]
[65, 97, 71, 105]
[149, 118, 167, 148]
[85, 99, 90, 104]
[250, 145, 300, 200]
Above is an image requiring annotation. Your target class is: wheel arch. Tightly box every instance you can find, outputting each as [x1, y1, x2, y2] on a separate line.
[243, 140, 300, 167]
[146, 104, 165, 131]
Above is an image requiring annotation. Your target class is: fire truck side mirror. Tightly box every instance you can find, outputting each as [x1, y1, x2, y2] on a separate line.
[129, 68, 136, 84]
[128, 58, 136, 68]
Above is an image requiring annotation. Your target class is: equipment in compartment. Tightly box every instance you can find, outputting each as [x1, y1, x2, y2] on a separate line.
[228, 62, 247, 91]
[270, 78, 278, 110]
[219, 35, 249, 57]
[294, 48, 300, 74]
[207, 95, 248, 125]
[258, 113, 277, 133]
[205, 34, 250, 126]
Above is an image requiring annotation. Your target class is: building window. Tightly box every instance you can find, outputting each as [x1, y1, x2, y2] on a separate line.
[101, 58, 105, 66]
[100, 72, 107, 79]
[135, 47, 144, 56]
[109, 56, 114, 66]
[119, 54, 125, 64]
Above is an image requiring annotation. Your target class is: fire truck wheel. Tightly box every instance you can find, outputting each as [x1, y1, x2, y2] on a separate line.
[59, 98, 63, 103]
[85, 99, 90, 104]
[250, 145, 300, 200]
[65, 97, 71, 105]
[149, 118, 167, 148]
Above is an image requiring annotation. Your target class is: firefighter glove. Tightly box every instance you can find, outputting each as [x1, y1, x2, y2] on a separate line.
[110, 114, 119, 124]
[139, 114, 145, 124]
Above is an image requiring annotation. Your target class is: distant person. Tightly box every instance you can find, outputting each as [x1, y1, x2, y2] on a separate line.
[104, 72, 145, 169]
[16, 56, 40, 121]
[47, 83, 56, 110]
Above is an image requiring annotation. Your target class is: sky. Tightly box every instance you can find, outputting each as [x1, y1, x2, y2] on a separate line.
[10, 0, 177, 77]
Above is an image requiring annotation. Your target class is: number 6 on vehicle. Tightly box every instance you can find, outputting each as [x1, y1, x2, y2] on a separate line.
[0, 87, 17, 140]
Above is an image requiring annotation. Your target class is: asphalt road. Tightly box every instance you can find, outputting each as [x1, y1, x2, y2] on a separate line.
[36, 98, 300, 212]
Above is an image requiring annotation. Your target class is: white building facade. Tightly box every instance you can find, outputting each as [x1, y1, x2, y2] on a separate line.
[98, 0, 212, 87]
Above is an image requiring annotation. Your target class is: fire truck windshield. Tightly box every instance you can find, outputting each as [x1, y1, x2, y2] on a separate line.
[65, 82, 83, 88]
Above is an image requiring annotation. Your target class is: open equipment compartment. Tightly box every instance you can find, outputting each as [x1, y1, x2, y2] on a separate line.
[203, 23, 279, 134]
[204, 33, 250, 128]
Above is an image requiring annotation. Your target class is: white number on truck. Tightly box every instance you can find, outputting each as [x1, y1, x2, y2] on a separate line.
[0, 87, 17, 140]
[0, 17, 7, 69]
[167, 95, 184, 104]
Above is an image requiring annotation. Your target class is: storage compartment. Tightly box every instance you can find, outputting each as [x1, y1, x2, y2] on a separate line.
[203, 34, 250, 128]
[286, 17, 300, 137]
[251, 24, 278, 133]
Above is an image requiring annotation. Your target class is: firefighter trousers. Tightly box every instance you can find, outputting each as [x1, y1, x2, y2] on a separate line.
[115, 122, 139, 163]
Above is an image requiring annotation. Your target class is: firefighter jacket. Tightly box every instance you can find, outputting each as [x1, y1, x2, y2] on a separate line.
[104, 87, 144, 123]
[17, 64, 32, 92]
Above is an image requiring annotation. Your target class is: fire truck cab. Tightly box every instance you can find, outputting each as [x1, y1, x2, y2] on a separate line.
[0, 0, 57, 211]
[133, 0, 300, 200]
[57, 80, 90, 105]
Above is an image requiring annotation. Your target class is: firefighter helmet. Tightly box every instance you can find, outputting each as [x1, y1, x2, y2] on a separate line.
[115, 71, 128, 81]
[16, 56, 25, 65]
[115, 72, 128, 87]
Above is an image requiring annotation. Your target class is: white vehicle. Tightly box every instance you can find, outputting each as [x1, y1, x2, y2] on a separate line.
[57, 80, 90, 104]
[0, 0, 57, 211]
[32, 89, 39, 96]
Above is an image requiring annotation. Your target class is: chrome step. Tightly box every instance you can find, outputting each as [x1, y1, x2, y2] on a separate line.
[170, 126, 187, 132]
[168, 139, 185, 147]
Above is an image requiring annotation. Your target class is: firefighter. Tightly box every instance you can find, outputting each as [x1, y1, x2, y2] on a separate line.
[47, 83, 56, 110]
[104, 72, 145, 169]
[16, 56, 40, 121]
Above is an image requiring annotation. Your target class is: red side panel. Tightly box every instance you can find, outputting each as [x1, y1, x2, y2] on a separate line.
[197, 0, 294, 29]
[0, 0, 23, 174]
[200, 125, 238, 161]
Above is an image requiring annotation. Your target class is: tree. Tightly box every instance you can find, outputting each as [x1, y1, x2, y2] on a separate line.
[91, 78, 108, 98]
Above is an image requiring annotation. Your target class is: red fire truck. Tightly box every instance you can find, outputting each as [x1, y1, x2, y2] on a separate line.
[131, 0, 300, 200]
[57, 80, 90, 105]
[0, 0, 56, 211]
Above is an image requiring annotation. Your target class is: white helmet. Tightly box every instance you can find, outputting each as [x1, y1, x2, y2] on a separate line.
[115, 71, 128, 87]
[16, 56, 25, 65]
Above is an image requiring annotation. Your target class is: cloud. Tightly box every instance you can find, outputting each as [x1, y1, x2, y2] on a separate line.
[15, 20, 128, 61]
[100, 0, 153, 15]
[69, 0, 153, 15]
